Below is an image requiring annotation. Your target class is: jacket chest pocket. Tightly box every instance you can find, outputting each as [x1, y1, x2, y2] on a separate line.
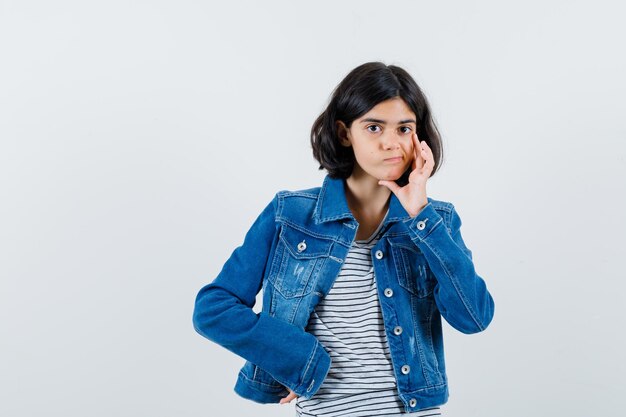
[388, 237, 436, 298]
[268, 224, 333, 298]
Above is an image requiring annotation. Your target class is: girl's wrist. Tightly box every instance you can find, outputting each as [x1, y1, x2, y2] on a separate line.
[409, 202, 428, 218]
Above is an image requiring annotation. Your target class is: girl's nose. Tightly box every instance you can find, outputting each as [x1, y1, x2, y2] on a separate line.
[382, 133, 401, 149]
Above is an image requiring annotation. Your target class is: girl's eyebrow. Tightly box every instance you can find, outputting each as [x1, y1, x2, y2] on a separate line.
[360, 117, 416, 125]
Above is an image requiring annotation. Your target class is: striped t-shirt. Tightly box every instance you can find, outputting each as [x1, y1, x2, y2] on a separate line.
[295, 209, 443, 417]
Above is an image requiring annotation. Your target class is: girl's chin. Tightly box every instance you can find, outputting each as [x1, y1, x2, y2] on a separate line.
[361, 166, 406, 182]
[378, 170, 405, 182]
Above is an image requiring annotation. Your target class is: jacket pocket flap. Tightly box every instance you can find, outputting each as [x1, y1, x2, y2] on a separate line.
[279, 225, 333, 259]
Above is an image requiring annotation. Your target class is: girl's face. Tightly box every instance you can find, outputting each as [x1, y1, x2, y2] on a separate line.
[337, 97, 416, 183]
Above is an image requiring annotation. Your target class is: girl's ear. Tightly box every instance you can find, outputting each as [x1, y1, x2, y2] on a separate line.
[336, 121, 351, 147]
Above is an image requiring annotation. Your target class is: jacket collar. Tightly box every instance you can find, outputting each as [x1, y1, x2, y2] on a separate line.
[313, 175, 412, 224]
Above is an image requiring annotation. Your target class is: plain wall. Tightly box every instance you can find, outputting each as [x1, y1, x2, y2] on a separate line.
[1, 1, 625, 416]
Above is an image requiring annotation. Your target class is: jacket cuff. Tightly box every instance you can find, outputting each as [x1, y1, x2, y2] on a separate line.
[294, 339, 331, 399]
[403, 202, 445, 242]
[233, 370, 288, 404]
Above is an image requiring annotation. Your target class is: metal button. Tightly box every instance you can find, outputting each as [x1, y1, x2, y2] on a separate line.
[384, 288, 393, 297]
[416, 219, 427, 230]
[375, 250, 384, 259]
[409, 398, 417, 407]
[401, 364, 411, 374]
[297, 240, 307, 252]
[393, 326, 403, 335]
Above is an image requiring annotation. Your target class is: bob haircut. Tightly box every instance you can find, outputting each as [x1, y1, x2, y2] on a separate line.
[311, 61, 443, 186]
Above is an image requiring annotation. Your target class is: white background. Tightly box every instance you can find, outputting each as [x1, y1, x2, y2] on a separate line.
[1, 1, 625, 416]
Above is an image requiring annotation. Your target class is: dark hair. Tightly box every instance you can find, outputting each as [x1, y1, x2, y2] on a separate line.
[310, 61, 443, 186]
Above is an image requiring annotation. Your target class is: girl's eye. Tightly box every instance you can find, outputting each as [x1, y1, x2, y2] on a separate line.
[399, 126, 412, 134]
[367, 125, 381, 133]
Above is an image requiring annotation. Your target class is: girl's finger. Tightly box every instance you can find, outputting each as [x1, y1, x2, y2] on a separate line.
[417, 141, 430, 174]
[379, 179, 402, 195]
[280, 390, 298, 404]
[420, 140, 431, 159]
[410, 134, 418, 171]
[413, 132, 421, 149]
[421, 140, 433, 160]
[413, 133, 423, 169]
[421, 142, 434, 174]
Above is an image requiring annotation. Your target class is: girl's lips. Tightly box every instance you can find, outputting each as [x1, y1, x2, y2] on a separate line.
[384, 157, 403, 163]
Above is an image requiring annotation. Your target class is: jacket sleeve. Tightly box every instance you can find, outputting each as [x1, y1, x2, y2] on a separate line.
[192, 193, 331, 398]
[403, 202, 495, 334]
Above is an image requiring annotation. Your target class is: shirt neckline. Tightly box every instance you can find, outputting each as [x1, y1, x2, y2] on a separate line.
[354, 207, 390, 246]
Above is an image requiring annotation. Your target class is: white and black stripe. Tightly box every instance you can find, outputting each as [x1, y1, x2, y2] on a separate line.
[295, 210, 443, 416]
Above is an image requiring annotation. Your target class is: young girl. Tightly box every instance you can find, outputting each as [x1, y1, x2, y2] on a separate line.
[193, 61, 495, 416]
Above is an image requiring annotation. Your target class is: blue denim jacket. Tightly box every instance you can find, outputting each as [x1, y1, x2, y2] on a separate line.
[193, 174, 495, 412]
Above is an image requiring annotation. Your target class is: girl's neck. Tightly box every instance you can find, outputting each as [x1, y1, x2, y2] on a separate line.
[344, 168, 391, 219]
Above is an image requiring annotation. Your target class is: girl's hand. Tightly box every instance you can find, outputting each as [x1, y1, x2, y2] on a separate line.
[378, 132, 434, 218]
[279, 387, 298, 404]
